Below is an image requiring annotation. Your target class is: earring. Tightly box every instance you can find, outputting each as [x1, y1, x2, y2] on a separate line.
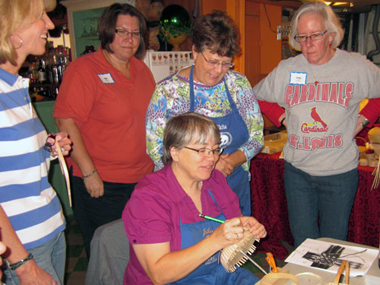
[329, 42, 332, 48]
[10, 34, 23, 49]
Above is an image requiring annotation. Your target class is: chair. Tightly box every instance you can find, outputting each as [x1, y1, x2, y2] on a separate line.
[85, 219, 129, 285]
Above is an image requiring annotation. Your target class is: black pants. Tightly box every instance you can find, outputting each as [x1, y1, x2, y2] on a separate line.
[71, 175, 136, 258]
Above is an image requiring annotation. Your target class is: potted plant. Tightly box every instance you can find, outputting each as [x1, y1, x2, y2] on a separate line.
[159, 4, 192, 51]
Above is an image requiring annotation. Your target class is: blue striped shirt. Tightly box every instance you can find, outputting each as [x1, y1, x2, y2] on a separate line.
[0, 68, 65, 249]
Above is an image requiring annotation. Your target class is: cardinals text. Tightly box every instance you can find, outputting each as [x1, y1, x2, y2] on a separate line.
[285, 82, 353, 108]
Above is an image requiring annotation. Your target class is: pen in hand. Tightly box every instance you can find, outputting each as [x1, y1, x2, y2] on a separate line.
[199, 214, 249, 231]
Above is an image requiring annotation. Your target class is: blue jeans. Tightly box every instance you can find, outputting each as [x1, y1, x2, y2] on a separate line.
[3, 231, 66, 285]
[284, 161, 358, 248]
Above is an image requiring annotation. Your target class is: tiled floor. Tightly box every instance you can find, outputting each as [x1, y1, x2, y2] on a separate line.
[63, 215, 291, 284]
[65, 215, 87, 285]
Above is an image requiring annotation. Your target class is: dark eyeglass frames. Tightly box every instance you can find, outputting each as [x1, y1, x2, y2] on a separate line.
[184, 146, 223, 157]
[115, 29, 141, 39]
[200, 53, 235, 69]
[294, 30, 328, 43]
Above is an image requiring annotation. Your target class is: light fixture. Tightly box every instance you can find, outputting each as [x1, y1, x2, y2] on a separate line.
[303, 1, 353, 8]
[330, 2, 354, 7]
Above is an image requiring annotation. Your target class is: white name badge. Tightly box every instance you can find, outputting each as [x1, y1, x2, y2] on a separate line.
[289, 72, 307, 85]
[98, 73, 115, 84]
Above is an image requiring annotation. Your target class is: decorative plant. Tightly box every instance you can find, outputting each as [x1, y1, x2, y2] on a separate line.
[159, 20, 192, 41]
[158, 4, 192, 42]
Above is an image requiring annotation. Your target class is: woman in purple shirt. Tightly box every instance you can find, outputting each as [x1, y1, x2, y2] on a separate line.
[123, 113, 267, 284]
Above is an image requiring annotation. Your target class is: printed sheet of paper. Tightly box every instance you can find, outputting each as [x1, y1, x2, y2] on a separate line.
[285, 238, 378, 277]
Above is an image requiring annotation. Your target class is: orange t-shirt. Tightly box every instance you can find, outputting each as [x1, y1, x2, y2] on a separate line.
[54, 48, 155, 183]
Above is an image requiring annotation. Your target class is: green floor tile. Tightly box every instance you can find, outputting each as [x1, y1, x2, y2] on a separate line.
[67, 244, 85, 258]
[73, 257, 89, 272]
[65, 225, 82, 235]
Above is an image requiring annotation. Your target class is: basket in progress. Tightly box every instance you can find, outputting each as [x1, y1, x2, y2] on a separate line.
[220, 231, 259, 272]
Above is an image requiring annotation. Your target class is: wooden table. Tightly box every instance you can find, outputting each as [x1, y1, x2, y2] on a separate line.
[250, 152, 380, 259]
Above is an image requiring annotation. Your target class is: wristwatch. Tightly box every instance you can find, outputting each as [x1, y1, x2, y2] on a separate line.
[361, 118, 370, 128]
[9, 253, 34, 270]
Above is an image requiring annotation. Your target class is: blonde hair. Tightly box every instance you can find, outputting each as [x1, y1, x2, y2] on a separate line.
[288, 1, 344, 51]
[0, 0, 45, 65]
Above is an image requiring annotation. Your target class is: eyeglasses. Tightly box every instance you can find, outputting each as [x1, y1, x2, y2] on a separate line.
[115, 29, 141, 39]
[184, 146, 223, 156]
[200, 53, 235, 69]
[294, 30, 328, 43]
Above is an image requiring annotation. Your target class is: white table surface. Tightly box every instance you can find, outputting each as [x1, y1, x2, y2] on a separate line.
[283, 238, 380, 285]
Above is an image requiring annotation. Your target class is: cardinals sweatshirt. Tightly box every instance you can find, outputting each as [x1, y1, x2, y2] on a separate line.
[254, 48, 380, 176]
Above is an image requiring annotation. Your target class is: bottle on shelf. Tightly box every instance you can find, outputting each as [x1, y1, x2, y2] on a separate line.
[37, 86, 51, 97]
[37, 58, 47, 84]
[50, 55, 60, 85]
[23, 42, 71, 99]
[46, 57, 54, 85]
[53, 87, 59, 97]
[28, 61, 36, 84]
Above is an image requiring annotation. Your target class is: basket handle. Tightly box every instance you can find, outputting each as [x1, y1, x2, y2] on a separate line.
[258, 272, 299, 285]
[334, 260, 350, 285]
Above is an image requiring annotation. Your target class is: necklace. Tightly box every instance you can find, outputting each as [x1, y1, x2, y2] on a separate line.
[102, 50, 131, 78]
[102, 50, 116, 69]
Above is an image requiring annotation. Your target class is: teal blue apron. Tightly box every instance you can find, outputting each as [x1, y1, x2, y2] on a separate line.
[167, 190, 257, 284]
[189, 66, 251, 216]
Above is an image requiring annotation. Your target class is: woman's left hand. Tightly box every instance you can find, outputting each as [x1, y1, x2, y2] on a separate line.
[240, 216, 267, 239]
[46, 132, 72, 157]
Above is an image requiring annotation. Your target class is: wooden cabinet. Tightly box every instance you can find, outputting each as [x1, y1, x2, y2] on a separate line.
[62, 0, 135, 60]
[196, 0, 282, 83]
[245, 1, 283, 129]
[245, 1, 282, 86]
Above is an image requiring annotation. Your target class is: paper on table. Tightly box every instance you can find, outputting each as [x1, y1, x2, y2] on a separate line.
[285, 238, 378, 277]
[55, 141, 72, 207]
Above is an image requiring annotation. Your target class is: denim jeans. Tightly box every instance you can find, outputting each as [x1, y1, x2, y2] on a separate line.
[284, 161, 358, 248]
[71, 175, 137, 258]
[3, 231, 66, 285]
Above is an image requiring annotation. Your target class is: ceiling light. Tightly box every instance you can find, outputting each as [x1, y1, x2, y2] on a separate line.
[303, 1, 353, 8]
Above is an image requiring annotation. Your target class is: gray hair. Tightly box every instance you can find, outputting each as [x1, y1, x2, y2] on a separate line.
[162, 112, 221, 165]
[288, 1, 344, 51]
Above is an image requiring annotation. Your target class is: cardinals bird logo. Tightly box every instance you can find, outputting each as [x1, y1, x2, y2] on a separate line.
[310, 107, 327, 129]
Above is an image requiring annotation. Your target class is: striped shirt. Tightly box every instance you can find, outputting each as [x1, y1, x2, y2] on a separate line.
[0, 68, 65, 249]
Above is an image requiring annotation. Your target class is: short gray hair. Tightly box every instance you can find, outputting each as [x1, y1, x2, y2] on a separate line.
[289, 1, 344, 51]
[162, 112, 221, 165]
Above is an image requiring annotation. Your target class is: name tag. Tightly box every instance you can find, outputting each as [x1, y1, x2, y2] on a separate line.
[98, 73, 114, 84]
[289, 72, 307, 85]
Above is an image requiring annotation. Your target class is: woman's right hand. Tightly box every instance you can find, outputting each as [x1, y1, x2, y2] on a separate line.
[215, 154, 234, 177]
[54, 118, 103, 198]
[83, 173, 104, 198]
[211, 218, 245, 248]
[16, 260, 57, 285]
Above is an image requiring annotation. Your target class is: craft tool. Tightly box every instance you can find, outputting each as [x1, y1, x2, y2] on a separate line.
[199, 214, 249, 231]
[265, 252, 278, 273]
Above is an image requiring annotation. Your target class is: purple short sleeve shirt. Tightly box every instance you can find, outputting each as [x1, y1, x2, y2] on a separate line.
[122, 163, 241, 284]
